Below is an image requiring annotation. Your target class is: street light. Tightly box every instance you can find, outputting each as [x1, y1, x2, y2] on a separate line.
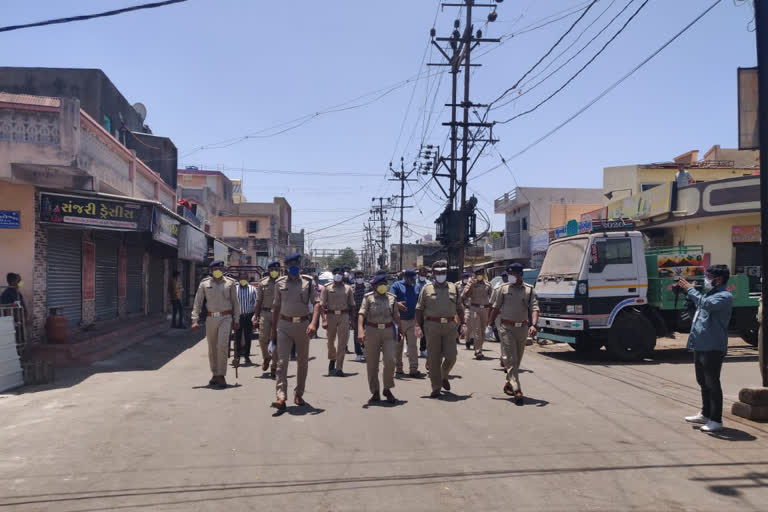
[604, 188, 633, 200]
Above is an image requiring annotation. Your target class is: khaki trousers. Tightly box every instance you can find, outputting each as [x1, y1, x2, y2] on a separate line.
[365, 326, 396, 394]
[326, 313, 350, 370]
[396, 318, 418, 372]
[258, 312, 276, 371]
[500, 325, 527, 393]
[206, 316, 232, 377]
[467, 307, 490, 353]
[276, 319, 310, 400]
[424, 321, 458, 393]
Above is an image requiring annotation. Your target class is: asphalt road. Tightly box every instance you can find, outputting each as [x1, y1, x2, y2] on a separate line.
[1, 328, 768, 511]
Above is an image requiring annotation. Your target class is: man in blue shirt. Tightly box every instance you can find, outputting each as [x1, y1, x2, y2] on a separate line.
[677, 265, 733, 433]
[390, 269, 423, 377]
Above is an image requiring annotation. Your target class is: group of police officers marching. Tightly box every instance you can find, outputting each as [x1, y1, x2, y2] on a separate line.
[190, 252, 539, 410]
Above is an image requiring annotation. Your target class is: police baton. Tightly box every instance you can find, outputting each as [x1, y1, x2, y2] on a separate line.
[231, 326, 239, 380]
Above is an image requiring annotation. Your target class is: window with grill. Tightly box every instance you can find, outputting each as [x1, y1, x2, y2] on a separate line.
[604, 239, 633, 264]
[506, 219, 521, 248]
[247, 221, 259, 234]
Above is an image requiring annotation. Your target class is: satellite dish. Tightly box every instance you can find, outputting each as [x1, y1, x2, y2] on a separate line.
[133, 102, 147, 122]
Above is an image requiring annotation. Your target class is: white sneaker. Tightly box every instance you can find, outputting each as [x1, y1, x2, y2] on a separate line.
[420, 350, 427, 358]
[700, 420, 724, 433]
[684, 413, 709, 424]
[355, 354, 363, 362]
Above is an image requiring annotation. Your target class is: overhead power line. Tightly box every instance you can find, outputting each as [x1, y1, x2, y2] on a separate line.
[475, 0, 722, 177]
[497, 0, 650, 124]
[305, 211, 370, 235]
[0, 0, 187, 33]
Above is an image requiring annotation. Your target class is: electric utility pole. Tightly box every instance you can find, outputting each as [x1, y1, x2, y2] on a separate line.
[754, 0, 768, 386]
[389, 157, 417, 272]
[370, 198, 392, 270]
[427, 0, 500, 280]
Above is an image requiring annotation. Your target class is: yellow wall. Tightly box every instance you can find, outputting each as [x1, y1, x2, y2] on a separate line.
[667, 213, 761, 268]
[637, 167, 756, 190]
[0, 183, 35, 305]
[218, 215, 271, 238]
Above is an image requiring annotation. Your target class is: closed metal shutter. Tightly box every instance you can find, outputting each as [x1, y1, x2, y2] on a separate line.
[148, 256, 164, 313]
[46, 229, 82, 327]
[126, 246, 144, 314]
[95, 234, 119, 321]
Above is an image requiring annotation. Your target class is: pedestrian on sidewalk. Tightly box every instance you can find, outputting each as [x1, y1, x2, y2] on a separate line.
[414, 260, 463, 399]
[358, 273, 399, 404]
[321, 266, 355, 377]
[390, 268, 422, 377]
[351, 269, 367, 362]
[256, 261, 280, 378]
[233, 273, 257, 366]
[270, 253, 320, 410]
[191, 261, 240, 389]
[169, 271, 185, 329]
[489, 263, 538, 405]
[463, 266, 493, 359]
[678, 265, 734, 433]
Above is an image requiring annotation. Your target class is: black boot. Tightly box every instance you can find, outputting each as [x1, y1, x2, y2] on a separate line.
[328, 360, 336, 375]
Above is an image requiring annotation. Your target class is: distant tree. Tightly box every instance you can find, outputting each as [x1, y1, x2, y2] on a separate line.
[330, 247, 359, 270]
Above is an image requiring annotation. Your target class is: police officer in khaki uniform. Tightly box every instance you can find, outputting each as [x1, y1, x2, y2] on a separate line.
[463, 266, 493, 359]
[455, 272, 470, 347]
[255, 260, 280, 378]
[489, 263, 539, 405]
[415, 260, 464, 398]
[358, 273, 399, 404]
[321, 266, 355, 377]
[191, 260, 241, 389]
[270, 253, 320, 410]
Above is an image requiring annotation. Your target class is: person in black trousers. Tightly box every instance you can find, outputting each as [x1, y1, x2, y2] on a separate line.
[234, 275, 258, 366]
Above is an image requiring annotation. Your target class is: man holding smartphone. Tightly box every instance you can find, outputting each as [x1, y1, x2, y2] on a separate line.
[677, 265, 733, 433]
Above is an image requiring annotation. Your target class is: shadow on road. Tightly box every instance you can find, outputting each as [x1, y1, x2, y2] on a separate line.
[491, 396, 549, 407]
[3, 460, 767, 510]
[272, 402, 325, 418]
[420, 391, 473, 402]
[362, 399, 409, 409]
[537, 345, 757, 366]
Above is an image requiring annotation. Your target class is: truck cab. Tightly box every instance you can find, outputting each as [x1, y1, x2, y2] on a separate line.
[536, 227, 657, 360]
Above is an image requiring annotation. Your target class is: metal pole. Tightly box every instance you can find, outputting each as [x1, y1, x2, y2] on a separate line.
[399, 175, 405, 272]
[755, 0, 768, 386]
[458, 0, 472, 276]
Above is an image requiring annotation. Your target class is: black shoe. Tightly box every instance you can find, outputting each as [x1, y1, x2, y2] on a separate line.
[429, 390, 441, 399]
[290, 355, 296, 361]
[395, 369, 406, 375]
[474, 352, 483, 360]
[369, 391, 381, 403]
[244, 357, 253, 366]
[231, 358, 240, 367]
[465, 339, 472, 350]
[333, 369, 346, 377]
[270, 370, 276, 379]
[383, 389, 396, 403]
[442, 379, 451, 391]
[328, 360, 336, 375]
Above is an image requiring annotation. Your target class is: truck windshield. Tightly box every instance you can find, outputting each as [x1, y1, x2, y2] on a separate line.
[540, 238, 588, 277]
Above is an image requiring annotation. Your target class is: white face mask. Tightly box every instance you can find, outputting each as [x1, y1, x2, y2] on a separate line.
[509, 275, 518, 285]
[334, 274, 343, 282]
[462, 278, 468, 284]
[355, 278, 364, 285]
[435, 274, 447, 284]
[703, 278, 713, 291]
[418, 276, 426, 282]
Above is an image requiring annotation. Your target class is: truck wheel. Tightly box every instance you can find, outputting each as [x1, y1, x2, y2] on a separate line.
[570, 335, 601, 354]
[604, 310, 656, 361]
[741, 326, 759, 347]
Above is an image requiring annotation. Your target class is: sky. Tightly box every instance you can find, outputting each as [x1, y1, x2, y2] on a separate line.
[0, 0, 759, 256]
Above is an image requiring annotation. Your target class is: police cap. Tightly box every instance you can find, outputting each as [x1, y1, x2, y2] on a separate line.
[404, 268, 417, 277]
[507, 262, 524, 274]
[432, 259, 448, 271]
[371, 274, 388, 286]
[461, 271, 471, 278]
[284, 253, 301, 264]
[209, 260, 225, 268]
[267, 260, 280, 269]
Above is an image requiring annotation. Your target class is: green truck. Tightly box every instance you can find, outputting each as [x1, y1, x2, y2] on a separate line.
[535, 224, 759, 361]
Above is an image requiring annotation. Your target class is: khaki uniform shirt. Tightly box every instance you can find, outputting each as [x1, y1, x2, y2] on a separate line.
[321, 282, 355, 313]
[455, 281, 469, 307]
[258, 276, 277, 312]
[273, 275, 318, 317]
[492, 283, 539, 323]
[416, 282, 462, 318]
[191, 276, 240, 323]
[463, 280, 493, 308]
[359, 292, 399, 324]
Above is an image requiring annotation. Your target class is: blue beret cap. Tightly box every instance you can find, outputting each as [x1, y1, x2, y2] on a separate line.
[333, 266, 343, 273]
[284, 253, 301, 263]
[209, 260, 225, 268]
[462, 272, 470, 278]
[507, 263, 524, 273]
[371, 274, 387, 285]
[267, 260, 280, 269]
